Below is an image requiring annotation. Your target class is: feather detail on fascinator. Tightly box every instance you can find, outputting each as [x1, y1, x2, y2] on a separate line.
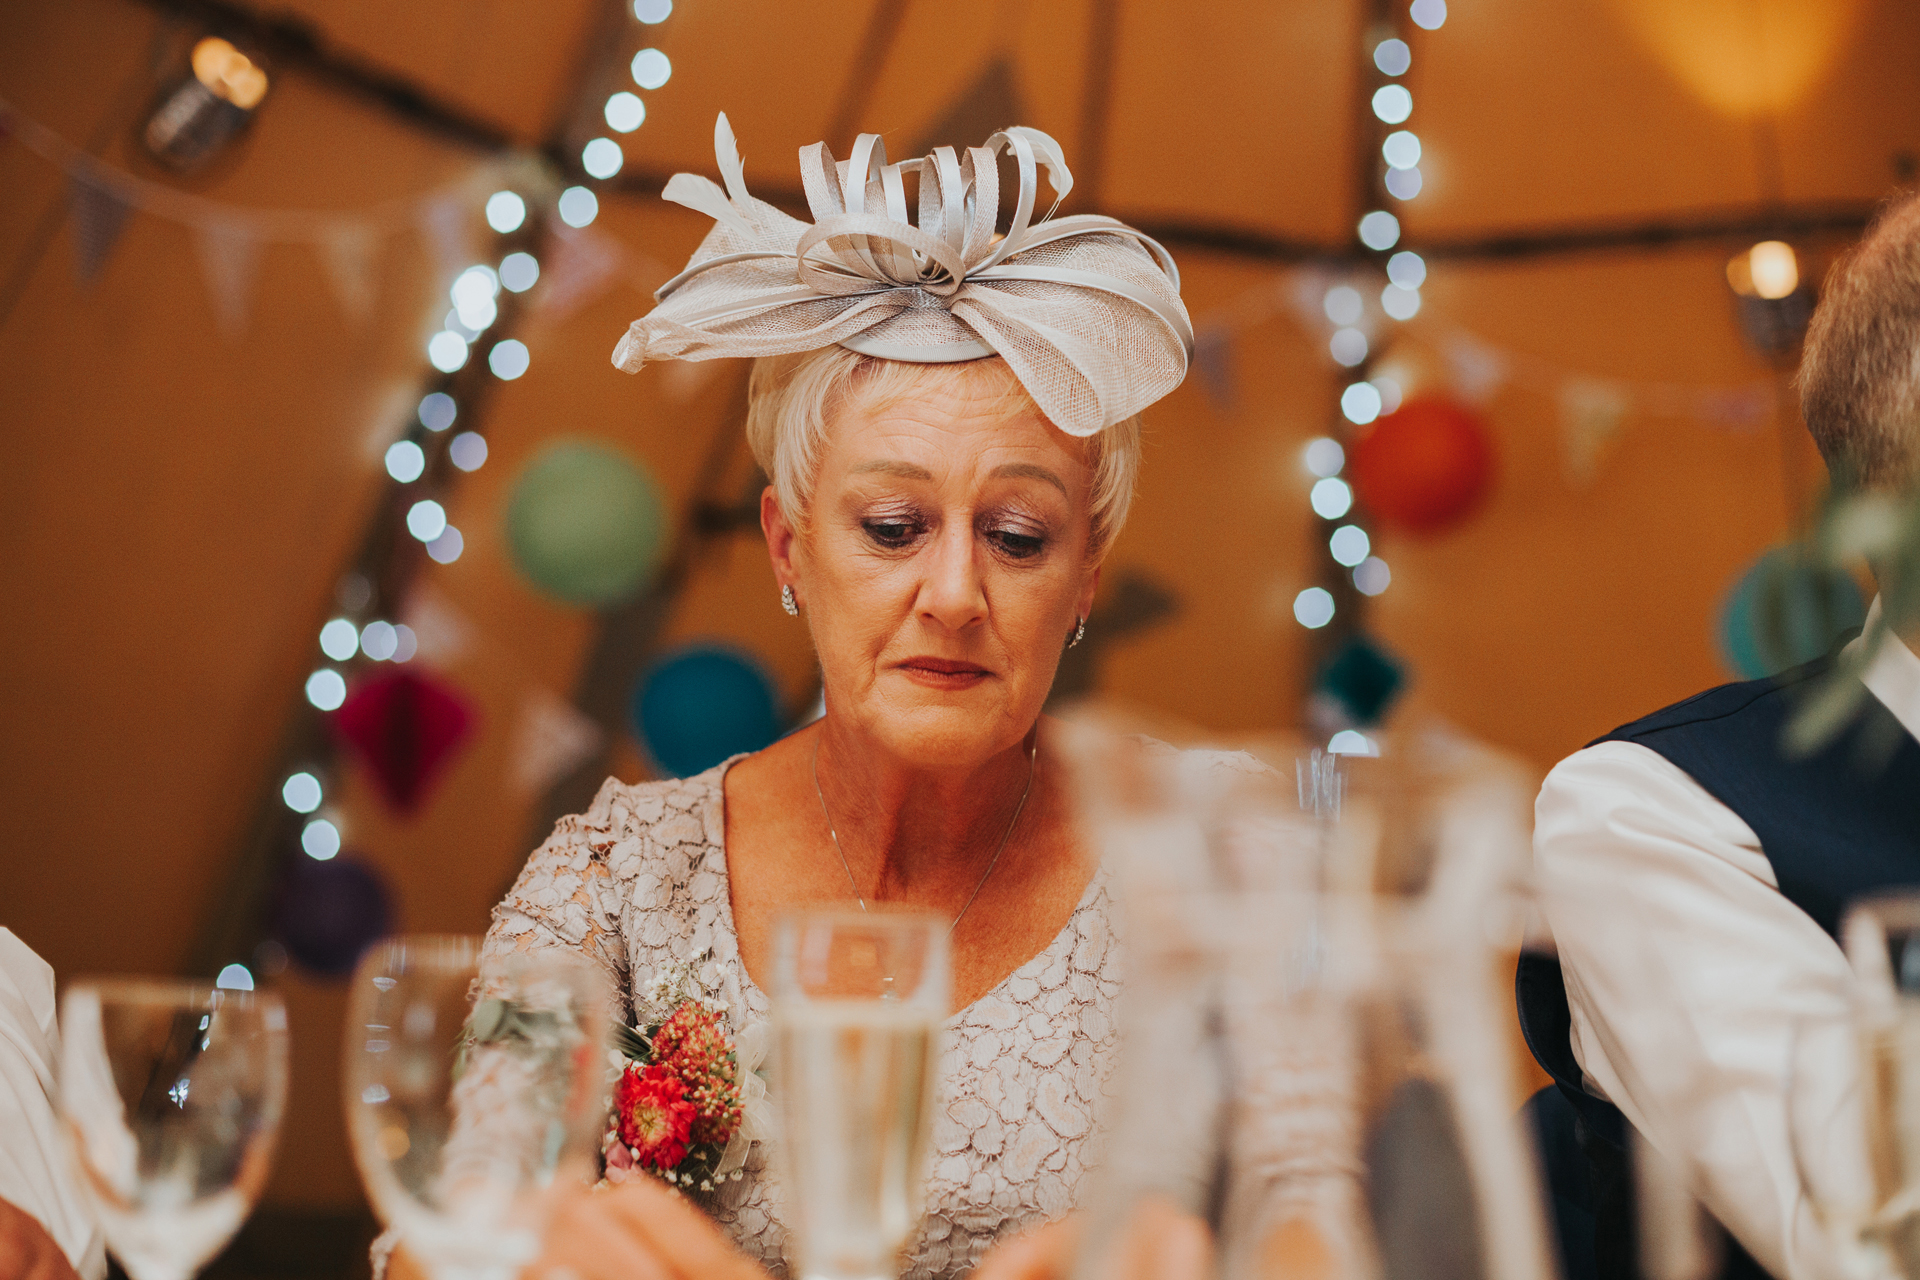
[612, 114, 1193, 436]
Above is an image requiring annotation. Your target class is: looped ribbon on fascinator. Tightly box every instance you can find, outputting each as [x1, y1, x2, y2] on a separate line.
[611, 114, 1194, 436]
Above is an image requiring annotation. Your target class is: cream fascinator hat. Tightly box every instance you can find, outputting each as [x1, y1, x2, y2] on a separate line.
[612, 115, 1193, 437]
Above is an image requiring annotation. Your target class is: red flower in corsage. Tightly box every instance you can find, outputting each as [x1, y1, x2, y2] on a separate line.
[612, 1064, 697, 1170]
[599, 954, 767, 1196]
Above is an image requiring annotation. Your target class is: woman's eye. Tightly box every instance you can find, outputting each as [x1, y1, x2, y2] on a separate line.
[862, 520, 918, 547]
[990, 529, 1045, 558]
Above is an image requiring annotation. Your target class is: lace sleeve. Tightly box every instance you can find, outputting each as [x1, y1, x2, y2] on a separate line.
[482, 778, 633, 1009]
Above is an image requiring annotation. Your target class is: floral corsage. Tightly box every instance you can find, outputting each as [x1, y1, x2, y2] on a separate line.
[600, 953, 772, 1195]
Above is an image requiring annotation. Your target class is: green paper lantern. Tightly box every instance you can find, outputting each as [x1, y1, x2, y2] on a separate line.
[505, 440, 666, 606]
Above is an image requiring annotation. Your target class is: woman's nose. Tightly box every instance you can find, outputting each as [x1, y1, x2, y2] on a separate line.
[916, 525, 987, 632]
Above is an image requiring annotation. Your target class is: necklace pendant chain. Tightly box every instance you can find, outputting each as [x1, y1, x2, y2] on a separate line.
[812, 734, 1039, 937]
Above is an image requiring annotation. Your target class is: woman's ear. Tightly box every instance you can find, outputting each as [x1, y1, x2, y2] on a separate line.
[1074, 562, 1101, 630]
[761, 486, 799, 589]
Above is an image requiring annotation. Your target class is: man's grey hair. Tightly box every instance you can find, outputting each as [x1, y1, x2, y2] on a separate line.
[1799, 188, 1920, 490]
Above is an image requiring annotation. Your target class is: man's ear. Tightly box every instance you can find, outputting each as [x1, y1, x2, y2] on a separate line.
[762, 486, 799, 594]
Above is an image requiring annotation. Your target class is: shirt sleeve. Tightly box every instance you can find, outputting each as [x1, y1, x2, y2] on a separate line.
[0, 930, 107, 1280]
[1534, 741, 1849, 1280]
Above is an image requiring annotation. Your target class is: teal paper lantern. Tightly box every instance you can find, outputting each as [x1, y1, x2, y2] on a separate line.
[1718, 546, 1866, 680]
[505, 440, 666, 606]
[632, 645, 783, 778]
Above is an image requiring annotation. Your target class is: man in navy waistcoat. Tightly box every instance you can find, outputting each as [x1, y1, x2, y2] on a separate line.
[1516, 191, 1920, 1280]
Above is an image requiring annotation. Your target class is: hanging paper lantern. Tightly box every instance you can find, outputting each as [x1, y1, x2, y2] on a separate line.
[1313, 634, 1408, 727]
[332, 667, 476, 813]
[505, 440, 667, 606]
[1717, 546, 1866, 680]
[272, 856, 393, 978]
[632, 645, 783, 778]
[1348, 397, 1496, 536]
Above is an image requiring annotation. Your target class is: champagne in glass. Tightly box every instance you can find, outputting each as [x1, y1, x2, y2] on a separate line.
[343, 936, 609, 1280]
[57, 980, 289, 1280]
[772, 911, 948, 1280]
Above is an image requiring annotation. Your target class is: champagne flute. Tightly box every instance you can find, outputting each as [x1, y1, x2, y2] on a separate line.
[771, 911, 948, 1280]
[57, 980, 289, 1280]
[343, 936, 610, 1280]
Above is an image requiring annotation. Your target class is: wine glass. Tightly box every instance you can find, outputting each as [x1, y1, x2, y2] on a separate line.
[343, 936, 610, 1280]
[57, 980, 288, 1280]
[770, 910, 949, 1280]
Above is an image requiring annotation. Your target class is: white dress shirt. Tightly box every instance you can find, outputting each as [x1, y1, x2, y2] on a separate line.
[1535, 602, 1920, 1280]
[0, 929, 106, 1279]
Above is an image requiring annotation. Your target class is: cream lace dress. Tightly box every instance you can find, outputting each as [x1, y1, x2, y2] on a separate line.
[482, 749, 1359, 1278]
[483, 757, 1121, 1278]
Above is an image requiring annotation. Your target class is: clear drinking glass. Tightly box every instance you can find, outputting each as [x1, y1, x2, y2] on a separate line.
[343, 935, 610, 1280]
[1787, 892, 1920, 1280]
[57, 980, 289, 1280]
[770, 910, 949, 1280]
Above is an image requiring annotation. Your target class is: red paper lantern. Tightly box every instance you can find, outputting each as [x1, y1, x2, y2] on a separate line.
[331, 668, 475, 813]
[1348, 397, 1495, 535]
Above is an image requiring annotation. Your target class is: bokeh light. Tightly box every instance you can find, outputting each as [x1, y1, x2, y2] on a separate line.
[1330, 524, 1371, 566]
[1358, 211, 1401, 251]
[385, 440, 426, 483]
[484, 191, 526, 233]
[427, 526, 465, 565]
[1373, 38, 1411, 76]
[407, 501, 447, 543]
[1381, 284, 1422, 320]
[215, 964, 255, 991]
[1384, 167, 1423, 200]
[1372, 85, 1412, 124]
[489, 339, 531, 381]
[1382, 131, 1422, 170]
[499, 252, 540, 293]
[1304, 437, 1346, 478]
[305, 669, 346, 711]
[450, 432, 488, 471]
[582, 137, 624, 179]
[633, 0, 671, 20]
[1310, 477, 1355, 519]
[418, 392, 457, 432]
[1341, 381, 1384, 424]
[1327, 730, 1379, 756]
[318, 619, 359, 662]
[605, 92, 646, 133]
[631, 48, 672, 89]
[1294, 587, 1336, 629]
[360, 620, 398, 660]
[1387, 251, 1427, 289]
[1330, 328, 1369, 367]
[558, 186, 599, 228]
[427, 331, 468, 372]
[282, 771, 323, 813]
[1354, 556, 1393, 595]
[1323, 285, 1364, 326]
[302, 818, 340, 860]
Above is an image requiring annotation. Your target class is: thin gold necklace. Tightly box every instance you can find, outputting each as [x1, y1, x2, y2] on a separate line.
[811, 734, 1039, 936]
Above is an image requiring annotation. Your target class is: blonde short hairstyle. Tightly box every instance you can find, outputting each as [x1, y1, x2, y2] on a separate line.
[745, 347, 1142, 558]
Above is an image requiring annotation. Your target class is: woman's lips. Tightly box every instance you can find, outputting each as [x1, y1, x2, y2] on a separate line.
[897, 657, 992, 689]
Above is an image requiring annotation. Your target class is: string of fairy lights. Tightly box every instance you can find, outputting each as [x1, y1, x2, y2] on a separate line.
[270, 0, 681, 892]
[1292, 0, 1445, 639]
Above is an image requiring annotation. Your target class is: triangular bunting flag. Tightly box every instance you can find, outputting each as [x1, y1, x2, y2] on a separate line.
[420, 195, 473, 291]
[318, 222, 379, 322]
[1560, 378, 1631, 486]
[66, 173, 132, 285]
[510, 688, 604, 795]
[194, 220, 262, 340]
[536, 225, 627, 323]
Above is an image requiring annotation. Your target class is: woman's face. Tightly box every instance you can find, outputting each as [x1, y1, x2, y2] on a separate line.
[766, 366, 1101, 771]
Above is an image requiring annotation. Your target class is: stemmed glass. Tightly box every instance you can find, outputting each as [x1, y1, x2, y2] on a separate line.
[770, 910, 949, 1280]
[343, 935, 610, 1280]
[57, 980, 289, 1280]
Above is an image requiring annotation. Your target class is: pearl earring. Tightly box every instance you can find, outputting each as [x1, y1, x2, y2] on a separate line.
[1068, 616, 1085, 648]
[781, 584, 799, 616]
